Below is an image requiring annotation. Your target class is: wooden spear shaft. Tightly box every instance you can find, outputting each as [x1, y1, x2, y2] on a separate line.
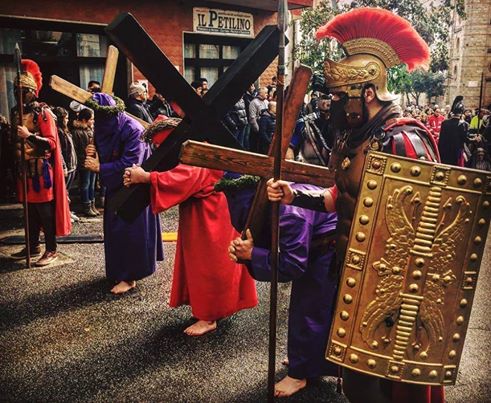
[267, 1, 288, 401]
[15, 44, 31, 268]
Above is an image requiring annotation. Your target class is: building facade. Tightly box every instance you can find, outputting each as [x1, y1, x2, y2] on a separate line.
[446, 0, 491, 109]
[0, 0, 311, 119]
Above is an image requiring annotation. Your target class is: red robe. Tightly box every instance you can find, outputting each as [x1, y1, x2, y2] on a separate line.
[149, 164, 258, 321]
[17, 108, 71, 237]
[427, 114, 445, 141]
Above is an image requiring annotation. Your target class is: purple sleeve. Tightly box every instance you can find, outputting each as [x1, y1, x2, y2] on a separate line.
[100, 126, 145, 192]
[247, 213, 312, 282]
[290, 120, 304, 148]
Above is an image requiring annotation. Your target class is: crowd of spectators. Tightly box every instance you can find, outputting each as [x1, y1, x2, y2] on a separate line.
[401, 100, 491, 170]
[2, 75, 490, 225]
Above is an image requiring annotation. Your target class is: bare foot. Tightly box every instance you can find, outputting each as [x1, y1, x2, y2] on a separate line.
[111, 280, 136, 294]
[282, 357, 289, 366]
[184, 320, 217, 336]
[274, 376, 307, 398]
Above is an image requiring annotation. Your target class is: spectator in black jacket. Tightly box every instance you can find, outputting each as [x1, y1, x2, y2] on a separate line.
[149, 93, 176, 119]
[126, 82, 153, 124]
[258, 101, 276, 154]
[53, 107, 78, 222]
[199, 77, 209, 96]
[191, 81, 203, 97]
[223, 98, 249, 149]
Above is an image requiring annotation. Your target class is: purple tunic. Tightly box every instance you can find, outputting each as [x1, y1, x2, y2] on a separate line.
[93, 93, 163, 281]
[225, 182, 339, 379]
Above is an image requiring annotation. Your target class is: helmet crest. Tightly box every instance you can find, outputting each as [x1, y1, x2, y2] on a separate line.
[316, 8, 430, 71]
[19, 59, 43, 96]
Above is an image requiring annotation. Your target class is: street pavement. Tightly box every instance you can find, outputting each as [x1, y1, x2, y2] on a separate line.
[0, 204, 489, 402]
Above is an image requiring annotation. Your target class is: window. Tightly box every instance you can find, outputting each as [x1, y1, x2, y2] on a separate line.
[183, 33, 250, 86]
[0, 19, 126, 120]
[76, 33, 108, 57]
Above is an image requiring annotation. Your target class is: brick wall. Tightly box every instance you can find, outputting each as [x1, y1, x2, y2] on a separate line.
[1, 0, 280, 95]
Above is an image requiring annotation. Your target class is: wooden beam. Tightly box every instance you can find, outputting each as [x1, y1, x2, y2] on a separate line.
[49, 75, 149, 129]
[180, 140, 335, 187]
[50, 75, 91, 103]
[101, 45, 119, 94]
[244, 65, 312, 245]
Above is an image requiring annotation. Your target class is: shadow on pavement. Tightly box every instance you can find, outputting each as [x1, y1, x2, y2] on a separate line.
[0, 277, 113, 331]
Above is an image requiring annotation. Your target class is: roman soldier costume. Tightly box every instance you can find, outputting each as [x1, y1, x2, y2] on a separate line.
[289, 8, 446, 403]
[282, 7, 491, 403]
[11, 59, 71, 265]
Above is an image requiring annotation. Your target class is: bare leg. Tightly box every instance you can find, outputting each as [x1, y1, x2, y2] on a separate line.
[274, 375, 307, 398]
[184, 320, 217, 336]
[111, 280, 136, 294]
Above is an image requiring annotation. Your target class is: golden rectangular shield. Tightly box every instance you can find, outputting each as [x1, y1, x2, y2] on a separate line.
[326, 151, 491, 386]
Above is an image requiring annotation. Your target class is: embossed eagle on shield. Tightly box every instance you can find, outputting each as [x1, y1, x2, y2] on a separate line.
[326, 151, 491, 386]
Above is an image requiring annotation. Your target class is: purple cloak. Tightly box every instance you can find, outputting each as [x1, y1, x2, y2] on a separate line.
[224, 182, 339, 379]
[93, 93, 163, 282]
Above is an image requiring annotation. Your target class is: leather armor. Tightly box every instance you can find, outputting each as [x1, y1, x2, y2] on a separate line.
[328, 117, 438, 271]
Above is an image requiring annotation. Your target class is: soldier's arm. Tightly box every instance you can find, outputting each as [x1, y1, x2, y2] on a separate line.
[266, 179, 336, 212]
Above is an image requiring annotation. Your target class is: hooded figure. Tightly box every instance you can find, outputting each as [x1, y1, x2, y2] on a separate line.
[87, 93, 163, 294]
[223, 176, 339, 397]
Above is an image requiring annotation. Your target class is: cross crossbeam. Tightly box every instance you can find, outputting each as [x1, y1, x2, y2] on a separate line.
[180, 141, 335, 188]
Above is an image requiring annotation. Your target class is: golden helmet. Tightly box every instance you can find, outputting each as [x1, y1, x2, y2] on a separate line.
[316, 8, 430, 102]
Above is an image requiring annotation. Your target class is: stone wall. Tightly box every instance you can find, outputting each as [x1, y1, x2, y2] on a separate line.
[446, 0, 491, 109]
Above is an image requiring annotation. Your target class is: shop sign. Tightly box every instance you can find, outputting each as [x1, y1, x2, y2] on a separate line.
[193, 7, 254, 37]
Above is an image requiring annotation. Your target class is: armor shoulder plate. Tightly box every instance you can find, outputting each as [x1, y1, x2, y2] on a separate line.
[381, 118, 438, 162]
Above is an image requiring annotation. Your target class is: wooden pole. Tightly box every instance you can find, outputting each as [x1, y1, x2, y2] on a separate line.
[268, 1, 288, 401]
[14, 44, 31, 268]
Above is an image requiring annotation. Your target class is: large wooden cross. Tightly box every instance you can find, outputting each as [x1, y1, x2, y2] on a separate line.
[179, 65, 335, 246]
[104, 13, 286, 221]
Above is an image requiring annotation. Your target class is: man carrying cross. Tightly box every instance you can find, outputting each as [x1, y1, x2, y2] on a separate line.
[123, 117, 257, 336]
[224, 175, 339, 397]
[267, 8, 444, 403]
[84, 93, 163, 294]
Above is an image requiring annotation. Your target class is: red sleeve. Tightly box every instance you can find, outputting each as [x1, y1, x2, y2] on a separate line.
[327, 185, 338, 204]
[149, 164, 214, 214]
[38, 109, 57, 151]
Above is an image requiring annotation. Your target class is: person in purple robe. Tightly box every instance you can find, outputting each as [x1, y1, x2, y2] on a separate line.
[84, 93, 163, 294]
[220, 176, 339, 398]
